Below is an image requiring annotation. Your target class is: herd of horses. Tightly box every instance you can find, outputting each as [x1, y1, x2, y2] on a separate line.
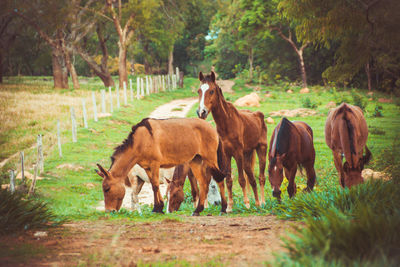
[95, 71, 371, 215]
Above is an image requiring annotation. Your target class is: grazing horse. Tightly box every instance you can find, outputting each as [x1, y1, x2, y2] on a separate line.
[165, 163, 222, 213]
[268, 118, 316, 201]
[95, 117, 227, 216]
[325, 103, 371, 187]
[197, 71, 268, 211]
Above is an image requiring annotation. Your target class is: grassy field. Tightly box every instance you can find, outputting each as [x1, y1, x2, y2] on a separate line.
[0, 76, 399, 265]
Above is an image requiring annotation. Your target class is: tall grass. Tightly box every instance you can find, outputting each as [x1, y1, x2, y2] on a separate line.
[0, 189, 55, 235]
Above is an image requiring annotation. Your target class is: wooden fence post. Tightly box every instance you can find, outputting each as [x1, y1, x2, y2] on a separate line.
[123, 81, 128, 105]
[37, 134, 44, 173]
[28, 164, 38, 196]
[82, 99, 88, 128]
[101, 89, 106, 113]
[167, 75, 171, 91]
[57, 119, 62, 158]
[92, 92, 98, 122]
[20, 151, 25, 183]
[136, 77, 140, 99]
[150, 76, 153, 93]
[176, 67, 179, 84]
[9, 170, 15, 194]
[70, 107, 77, 143]
[179, 71, 184, 88]
[162, 76, 165, 91]
[145, 76, 149, 95]
[109, 87, 113, 113]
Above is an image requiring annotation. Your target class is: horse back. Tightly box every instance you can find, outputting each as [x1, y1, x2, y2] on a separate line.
[239, 110, 268, 148]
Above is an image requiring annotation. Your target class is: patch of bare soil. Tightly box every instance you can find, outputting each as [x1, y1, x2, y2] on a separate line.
[217, 80, 235, 93]
[269, 108, 318, 117]
[3, 215, 293, 266]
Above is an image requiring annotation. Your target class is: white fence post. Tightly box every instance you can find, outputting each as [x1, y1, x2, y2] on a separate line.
[130, 79, 133, 101]
[109, 87, 113, 113]
[20, 151, 25, 183]
[82, 99, 88, 128]
[176, 67, 180, 84]
[162, 76, 165, 91]
[101, 89, 106, 113]
[141, 78, 144, 97]
[37, 134, 44, 173]
[145, 76, 149, 95]
[9, 170, 15, 194]
[92, 91, 98, 122]
[71, 107, 77, 143]
[123, 81, 127, 105]
[150, 76, 153, 94]
[167, 75, 171, 91]
[57, 119, 62, 158]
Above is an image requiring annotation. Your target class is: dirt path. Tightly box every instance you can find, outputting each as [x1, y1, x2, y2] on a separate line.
[4, 215, 292, 266]
[217, 80, 235, 93]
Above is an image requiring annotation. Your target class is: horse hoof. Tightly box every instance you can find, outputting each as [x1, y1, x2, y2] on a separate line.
[192, 212, 200, 216]
[219, 211, 227, 216]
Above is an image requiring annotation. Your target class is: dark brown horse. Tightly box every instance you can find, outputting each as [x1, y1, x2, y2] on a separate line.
[325, 103, 371, 187]
[268, 118, 316, 201]
[197, 71, 268, 211]
[95, 117, 227, 216]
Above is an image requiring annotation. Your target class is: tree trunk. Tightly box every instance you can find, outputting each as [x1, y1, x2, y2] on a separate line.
[297, 49, 307, 88]
[248, 47, 253, 81]
[168, 48, 174, 75]
[64, 49, 80, 89]
[52, 47, 69, 89]
[366, 62, 372, 91]
[0, 50, 3, 83]
[118, 43, 128, 88]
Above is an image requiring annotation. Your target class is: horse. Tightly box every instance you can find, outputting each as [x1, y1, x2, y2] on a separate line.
[325, 103, 371, 187]
[268, 118, 316, 201]
[95, 117, 227, 216]
[165, 163, 221, 213]
[197, 71, 268, 211]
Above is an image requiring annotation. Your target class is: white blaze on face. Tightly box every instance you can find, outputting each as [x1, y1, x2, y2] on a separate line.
[166, 191, 170, 214]
[199, 83, 210, 111]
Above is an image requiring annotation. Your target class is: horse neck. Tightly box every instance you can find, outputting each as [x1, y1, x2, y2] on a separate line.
[211, 90, 232, 136]
[110, 153, 136, 182]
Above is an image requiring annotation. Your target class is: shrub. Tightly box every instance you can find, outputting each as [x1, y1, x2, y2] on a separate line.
[301, 97, 318, 109]
[351, 91, 368, 111]
[372, 105, 383, 117]
[0, 189, 55, 235]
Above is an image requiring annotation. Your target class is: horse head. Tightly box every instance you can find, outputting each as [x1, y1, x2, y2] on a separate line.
[96, 163, 125, 212]
[268, 153, 286, 200]
[197, 71, 220, 119]
[165, 178, 184, 213]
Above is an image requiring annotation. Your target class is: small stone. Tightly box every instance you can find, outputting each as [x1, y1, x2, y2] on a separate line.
[286, 89, 293, 94]
[299, 88, 310, 93]
[266, 117, 275, 124]
[34, 231, 48, 238]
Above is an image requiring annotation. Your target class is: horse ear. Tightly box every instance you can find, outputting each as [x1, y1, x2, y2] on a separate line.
[165, 177, 171, 184]
[95, 169, 105, 178]
[199, 71, 204, 81]
[97, 164, 111, 178]
[211, 71, 216, 82]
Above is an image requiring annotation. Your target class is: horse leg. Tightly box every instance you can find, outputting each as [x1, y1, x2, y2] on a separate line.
[216, 179, 227, 214]
[333, 151, 345, 187]
[244, 151, 260, 207]
[189, 161, 211, 216]
[187, 168, 200, 208]
[225, 155, 234, 212]
[285, 166, 297, 198]
[131, 176, 145, 214]
[304, 162, 316, 192]
[233, 151, 250, 209]
[147, 165, 164, 213]
[256, 144, 267, 206]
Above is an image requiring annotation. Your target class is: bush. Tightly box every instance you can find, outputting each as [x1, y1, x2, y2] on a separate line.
[301, 97, 318, 109]
[373, 105, 384, 117]
[351, 91, 368, 111]
[0, 189, 55, 235]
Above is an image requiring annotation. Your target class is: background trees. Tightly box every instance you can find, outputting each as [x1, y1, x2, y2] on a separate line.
[1, 0, 398, 93]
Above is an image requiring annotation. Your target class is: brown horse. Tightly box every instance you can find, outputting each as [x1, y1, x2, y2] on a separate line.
[197, 71, 268, 211]
[166, 163, 222, 213]
[325, 103, 371, 187]
[268, 118, 316, 201]
[95, 117, 227, 216]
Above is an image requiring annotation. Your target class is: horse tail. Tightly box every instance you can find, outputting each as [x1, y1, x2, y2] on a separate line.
[338, 106, 356, 168]
[211, 138, 227, 183]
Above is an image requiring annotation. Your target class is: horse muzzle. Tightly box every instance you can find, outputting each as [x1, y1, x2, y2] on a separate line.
[196, 108, 208, 119]
[272, 189, 281, 199]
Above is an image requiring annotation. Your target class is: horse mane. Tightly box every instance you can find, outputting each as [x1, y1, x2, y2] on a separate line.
[276, 117, 292, 155]
[201, 73, 231, 117]
[335, 104, 356, 155]
[111, 118, 153, 162]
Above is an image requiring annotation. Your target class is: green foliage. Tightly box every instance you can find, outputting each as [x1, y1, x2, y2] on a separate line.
[301, 97, 318, 109]
[0, 189, 55, 235]
[351, 91, 368, 111]
[373, 105, 383, 117]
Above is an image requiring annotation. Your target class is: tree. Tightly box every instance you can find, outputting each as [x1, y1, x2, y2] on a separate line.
[279, 0, 400, 92]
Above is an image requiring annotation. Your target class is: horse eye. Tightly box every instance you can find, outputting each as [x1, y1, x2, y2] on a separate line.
[209, 90, 214, 95]
[104, 187, 110, 193]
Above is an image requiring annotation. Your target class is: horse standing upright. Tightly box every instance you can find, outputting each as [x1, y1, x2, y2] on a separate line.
[268, 118, 316, 201]
[325, 103, 371, 187]
[197, 71, 268, 211]
[95, 117, 227, 216]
